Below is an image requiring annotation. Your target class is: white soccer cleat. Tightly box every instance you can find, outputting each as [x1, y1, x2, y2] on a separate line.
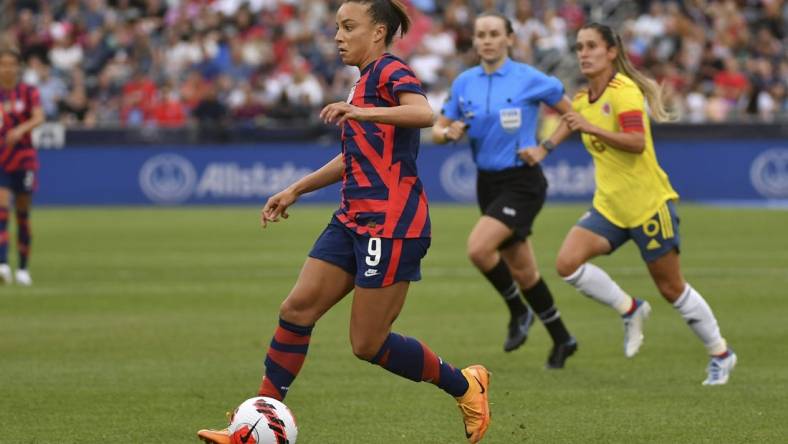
[622, 299, 651, 358]
[14, 269, 32, 286]
[0, 264, 11, 284]
[702, 350, 737, 386]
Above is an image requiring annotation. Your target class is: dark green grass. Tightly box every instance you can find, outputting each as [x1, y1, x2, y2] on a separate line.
[0, 204, 786, 443]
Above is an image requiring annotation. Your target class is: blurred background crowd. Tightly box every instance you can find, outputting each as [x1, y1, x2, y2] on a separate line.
[0, 0, 786, 130]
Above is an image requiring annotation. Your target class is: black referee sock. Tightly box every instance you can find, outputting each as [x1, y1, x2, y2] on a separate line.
[483, 259, 528, 319]
[523, 278, 572, 344]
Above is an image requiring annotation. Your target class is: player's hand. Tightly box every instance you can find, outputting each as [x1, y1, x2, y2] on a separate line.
[444, 120, 467, 141]
[561, 112, 595, 133]
[4, 128, 24, 147]
[261, 188, 298, 228]
[518, 146, 548, 166]
[320, 102, 364, 126]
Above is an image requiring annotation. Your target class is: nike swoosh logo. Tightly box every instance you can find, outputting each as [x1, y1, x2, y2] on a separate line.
[473, 375, 485, 394]
[241, 417, 263, 443]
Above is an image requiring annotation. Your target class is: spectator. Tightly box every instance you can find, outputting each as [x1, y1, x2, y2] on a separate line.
[1, 0, 785, 127]
[714, 57, 749, 104]
[120, 69, 157, 126]
[151, 83, 187, 128]
[191, 82, 228, 130]
[29, 58, 67, 120]
[58, 68, 89, 125]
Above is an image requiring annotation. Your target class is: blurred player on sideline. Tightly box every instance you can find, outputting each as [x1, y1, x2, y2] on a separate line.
[0, 46, 44, 286]
[432, 12, 577, 368]
[520, 23, 736, 385]
[198, 1, 490, 443]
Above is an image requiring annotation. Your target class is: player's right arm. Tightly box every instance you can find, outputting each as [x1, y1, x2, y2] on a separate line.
[432, 116, 467, 144]
[261, 153, 344, 227]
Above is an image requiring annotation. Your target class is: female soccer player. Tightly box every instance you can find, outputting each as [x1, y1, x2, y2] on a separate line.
[198, 2, 491, 443]
[432, 12, 577, 369]
[0, 47, 44, 286]
[520, 23, 736, 385]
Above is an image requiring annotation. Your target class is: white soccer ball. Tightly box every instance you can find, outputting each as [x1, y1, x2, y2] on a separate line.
[228, 396, 298, 444]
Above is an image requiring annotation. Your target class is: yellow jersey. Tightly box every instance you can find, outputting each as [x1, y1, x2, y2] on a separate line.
[572, 73, 678, 228]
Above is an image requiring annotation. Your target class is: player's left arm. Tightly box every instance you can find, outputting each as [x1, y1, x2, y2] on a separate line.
[320, 92, 434, 128]
[5, 105, 44, 147]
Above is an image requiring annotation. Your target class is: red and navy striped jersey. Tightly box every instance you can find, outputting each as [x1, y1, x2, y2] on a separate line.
[335, 53, 430, 239]
[0, 82, 40, 172]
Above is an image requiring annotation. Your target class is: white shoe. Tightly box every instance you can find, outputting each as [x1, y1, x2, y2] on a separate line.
[702, 350, 737, 386]
[14, 269, 32, 286]
[0, 264, 11, 284]
[622, 299, 651, 358]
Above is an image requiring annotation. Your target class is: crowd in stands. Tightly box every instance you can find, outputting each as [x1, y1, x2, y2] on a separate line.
[1, 0, 786, 129]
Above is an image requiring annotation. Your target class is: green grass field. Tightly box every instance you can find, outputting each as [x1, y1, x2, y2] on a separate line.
[0, 204, 786, 443]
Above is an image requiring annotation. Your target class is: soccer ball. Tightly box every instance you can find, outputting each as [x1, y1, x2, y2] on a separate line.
[228, 396, 298, 444]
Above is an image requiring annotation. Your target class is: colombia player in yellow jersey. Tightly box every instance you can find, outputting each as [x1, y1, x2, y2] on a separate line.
[520, 23, 736, 385]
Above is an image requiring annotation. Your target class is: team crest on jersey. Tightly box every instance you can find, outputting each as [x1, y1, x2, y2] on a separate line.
[602, 102, 611, 115]
[14, 100, 25, 113]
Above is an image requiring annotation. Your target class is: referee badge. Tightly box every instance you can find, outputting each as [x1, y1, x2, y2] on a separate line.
[499, 107, 521, 133]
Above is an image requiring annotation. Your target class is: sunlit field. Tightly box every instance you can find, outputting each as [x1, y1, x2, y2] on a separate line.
[1, 204, 786, 443]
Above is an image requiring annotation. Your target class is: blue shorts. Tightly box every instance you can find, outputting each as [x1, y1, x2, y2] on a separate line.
[308, 216, 430, 288]
[0, 169, 36, 194]
[577, 200, 681, 262]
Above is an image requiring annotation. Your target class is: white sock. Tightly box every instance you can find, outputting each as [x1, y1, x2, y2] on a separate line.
[563, 263, 634, 315]
[673, 283, 727, 355]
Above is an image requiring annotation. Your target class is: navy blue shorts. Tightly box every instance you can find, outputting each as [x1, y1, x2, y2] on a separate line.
[308, 216, 430, 288]
[0, 169, 36, 194]
[577, 200, 681, 262]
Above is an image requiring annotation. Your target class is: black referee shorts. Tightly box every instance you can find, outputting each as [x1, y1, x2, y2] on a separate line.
[476, 164, 547, 249]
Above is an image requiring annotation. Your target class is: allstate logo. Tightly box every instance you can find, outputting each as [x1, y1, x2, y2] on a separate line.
[440, 151, 477, 202]
[139, 154, 197, 203]
[750, 149, 788, 198]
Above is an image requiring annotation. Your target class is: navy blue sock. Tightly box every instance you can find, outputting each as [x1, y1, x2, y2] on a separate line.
[369, 333, 469, 397]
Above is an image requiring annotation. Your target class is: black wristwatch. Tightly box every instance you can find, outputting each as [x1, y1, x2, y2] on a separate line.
[541, 140, 556, 154]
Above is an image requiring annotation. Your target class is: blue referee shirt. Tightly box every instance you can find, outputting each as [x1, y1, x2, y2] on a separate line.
[441, 58, 564, 171]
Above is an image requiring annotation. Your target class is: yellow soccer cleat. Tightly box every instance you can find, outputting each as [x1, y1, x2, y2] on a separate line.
[455, 365, 491, 443]
[196, 428, 230, 444]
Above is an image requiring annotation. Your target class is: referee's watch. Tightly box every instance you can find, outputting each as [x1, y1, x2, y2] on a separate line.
[541, 140, 556, 154]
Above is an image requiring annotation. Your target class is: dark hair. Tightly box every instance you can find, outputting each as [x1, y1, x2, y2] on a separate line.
[345, 0, 411, 45]
[474, 12, 514, 35]
[579, 22, 672, 122]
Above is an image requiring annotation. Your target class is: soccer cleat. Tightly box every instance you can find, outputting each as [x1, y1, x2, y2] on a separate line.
[456, 365, 491, 443]
[622, 299, 651, 358]
[702, 350, 737, 386]
[545, 337, 578, 369]
[0, 264, 11, 284]
[503, 308, 534, 352]
[197, 428, 230, 444]
[14, 269, 32, 286]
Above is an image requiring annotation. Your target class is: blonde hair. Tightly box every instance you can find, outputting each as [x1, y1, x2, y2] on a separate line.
[581, 23, 674, 122]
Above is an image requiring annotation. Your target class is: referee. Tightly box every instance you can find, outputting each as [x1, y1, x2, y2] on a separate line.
[432, 12, 576, 368]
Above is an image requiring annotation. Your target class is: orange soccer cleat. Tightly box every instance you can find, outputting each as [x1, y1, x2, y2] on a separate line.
[455, 365, 491, 443]
[196, 428, 230, 444]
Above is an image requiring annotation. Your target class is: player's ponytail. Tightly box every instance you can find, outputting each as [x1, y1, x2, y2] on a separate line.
[347, 0, 411, 46]
[0, 45, 21, 62]
[581, 23, 674, 122]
